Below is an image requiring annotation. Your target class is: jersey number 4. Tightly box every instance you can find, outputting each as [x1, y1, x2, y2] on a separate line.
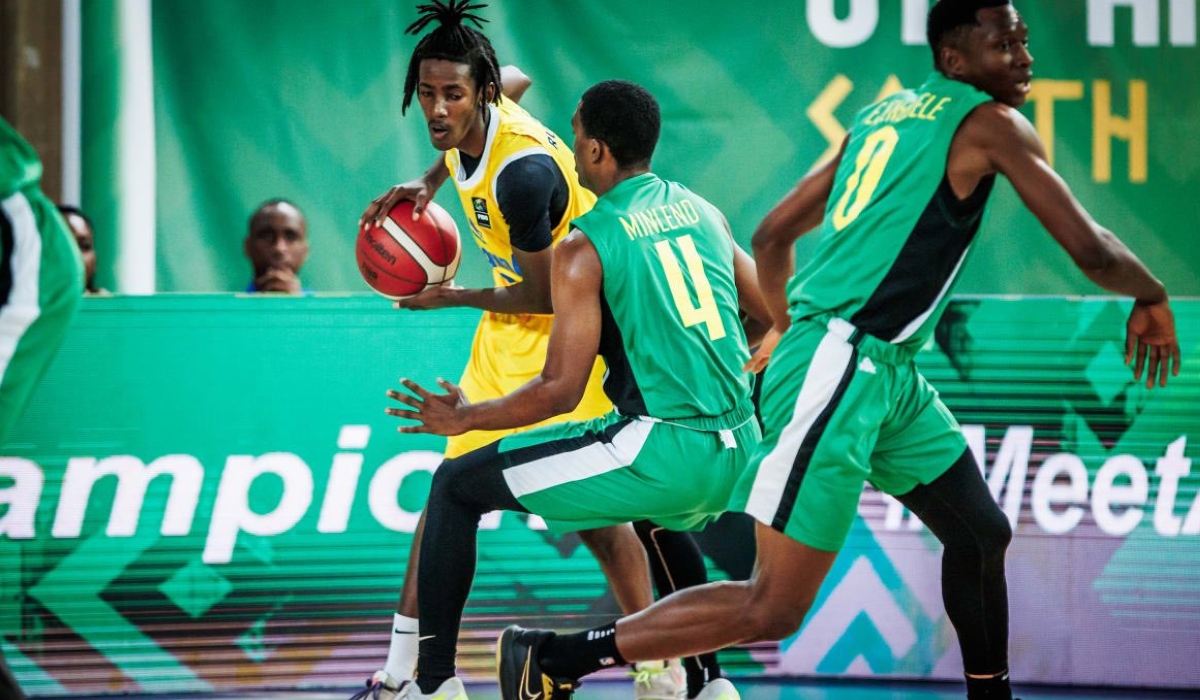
[832, 125, 899, 231]
[654, 235, 727, 341]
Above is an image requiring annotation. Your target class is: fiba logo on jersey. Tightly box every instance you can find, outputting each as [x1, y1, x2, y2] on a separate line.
[472, 197, 491, 228]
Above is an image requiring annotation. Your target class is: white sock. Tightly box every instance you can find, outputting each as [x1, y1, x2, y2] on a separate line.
[384, 614, 419, 682]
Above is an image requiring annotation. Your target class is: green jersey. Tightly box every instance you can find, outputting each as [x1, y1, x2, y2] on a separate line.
[0, 116, 43, 198]
[573, 173, 753, 429]
[788, 72, 995, 353]
[1, 116, 83, 444]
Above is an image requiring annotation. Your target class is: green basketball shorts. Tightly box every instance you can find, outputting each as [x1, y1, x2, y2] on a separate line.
[729, 316, 966, 552]
[498, 409, 761, 533]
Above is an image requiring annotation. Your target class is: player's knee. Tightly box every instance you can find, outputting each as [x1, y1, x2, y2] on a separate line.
[428, 455, 473, 504]
[425, 466, 453, 510]
[979, 510, 1013, 565]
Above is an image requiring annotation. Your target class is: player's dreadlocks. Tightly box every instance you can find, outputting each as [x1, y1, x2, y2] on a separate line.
[402, 0, 503, 114]
[927, 0, 1012, 71]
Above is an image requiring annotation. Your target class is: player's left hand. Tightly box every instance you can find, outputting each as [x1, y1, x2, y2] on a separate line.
[393, 283, 460, 311]
[386, 378, 470, 435]
[1125, 299, 1181, 388]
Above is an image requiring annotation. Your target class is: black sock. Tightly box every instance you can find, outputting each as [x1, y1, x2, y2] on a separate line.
[966, 671, 1012, 700]
[416, 674, 448, 695]
[681, 656, 716, 698]
[539, 622, 626, 680]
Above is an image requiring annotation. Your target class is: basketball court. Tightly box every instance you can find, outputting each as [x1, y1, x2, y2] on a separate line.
[71, 678, 1200, 700]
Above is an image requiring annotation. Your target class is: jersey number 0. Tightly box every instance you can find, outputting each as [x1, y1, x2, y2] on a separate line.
[832, 125, 899, 231]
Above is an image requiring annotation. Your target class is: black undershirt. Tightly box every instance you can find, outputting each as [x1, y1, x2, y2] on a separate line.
[458, 151, 567, 253]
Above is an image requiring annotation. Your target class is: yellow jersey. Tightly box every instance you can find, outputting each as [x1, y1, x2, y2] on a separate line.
[445, 96, 595, 284]
[442, 97, 611, 458]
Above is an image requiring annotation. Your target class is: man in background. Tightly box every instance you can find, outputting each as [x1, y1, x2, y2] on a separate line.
[244, 197, 310, 293]
[57, 204, 109, 295]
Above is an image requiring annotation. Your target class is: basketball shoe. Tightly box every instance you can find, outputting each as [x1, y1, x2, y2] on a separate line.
[397, 677, 468, 700]
[348, 670, 405, 700]
[496, 625, 579, 700]
[690, 678, 739, 700]
[629, 660, 685, 700]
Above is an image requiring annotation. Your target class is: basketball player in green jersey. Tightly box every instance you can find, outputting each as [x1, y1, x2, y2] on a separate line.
[493, 3, 1181, 700]
[383, 80, 766, 700]
[0, 117, 84, 700]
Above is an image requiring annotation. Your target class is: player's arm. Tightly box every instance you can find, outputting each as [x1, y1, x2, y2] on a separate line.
[361, 65, 532, 227]
[500, 64, 532, 103]
[751, 137, 847, 330]
[715, 211, 770, 348]
[387, 230, 601, 435]
[734, 243, 770, 348]
[960, 103, 1179, 386]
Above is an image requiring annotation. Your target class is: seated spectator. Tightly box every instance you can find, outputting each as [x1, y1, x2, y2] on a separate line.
[244, 198, 309, 293]
[57, 204, 110, 295]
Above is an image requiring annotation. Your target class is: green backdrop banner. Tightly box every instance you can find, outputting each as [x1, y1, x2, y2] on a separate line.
[80, 1, 1200, 295]
[2, 295, 1199, 694]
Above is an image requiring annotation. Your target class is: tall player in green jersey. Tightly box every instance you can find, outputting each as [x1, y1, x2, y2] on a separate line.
[496, 3, 1181, 700]
[384, 80, 767, 700]
[0, 118, 84, 700]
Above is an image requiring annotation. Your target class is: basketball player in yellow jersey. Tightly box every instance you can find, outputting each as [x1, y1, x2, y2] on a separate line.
[433, 93, 611, 455]
[353, 4, 708, 700]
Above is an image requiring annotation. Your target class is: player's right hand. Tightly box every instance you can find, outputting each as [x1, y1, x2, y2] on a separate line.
[386, 377, 471, 436]
[359, 177, 433, 229]
[1125, 299, 1181, 388]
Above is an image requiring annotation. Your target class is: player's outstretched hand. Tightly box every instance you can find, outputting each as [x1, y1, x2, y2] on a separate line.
[360, 177, 434, 229]
[744, 325, 784, 374]
[386, 378, 470, 435]
[1125, 300, 1181, 388]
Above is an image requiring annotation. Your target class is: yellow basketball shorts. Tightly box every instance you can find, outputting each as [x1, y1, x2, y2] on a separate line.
[444, 311, 611, 458]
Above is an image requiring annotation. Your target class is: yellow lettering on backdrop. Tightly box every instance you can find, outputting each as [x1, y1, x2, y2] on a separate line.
[1027, 80, 1085, 169]
[1093, 80, 1148, 183]
[807, 74, 855, 164]
[808, 75, 1150, 185]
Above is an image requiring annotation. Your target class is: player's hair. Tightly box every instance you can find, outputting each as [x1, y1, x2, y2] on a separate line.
[56, 204, 93, 230]
[578, 80, 661, 171]
[402, 0, 502, 115]
[248, 198, 305, 231]
[927, 0, 1012, 71]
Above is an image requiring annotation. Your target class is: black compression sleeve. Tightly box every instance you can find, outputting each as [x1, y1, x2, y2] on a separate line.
[494, 153, 566, 253]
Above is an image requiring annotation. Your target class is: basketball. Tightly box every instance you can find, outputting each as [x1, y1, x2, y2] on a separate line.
[356, 200, 462, 300]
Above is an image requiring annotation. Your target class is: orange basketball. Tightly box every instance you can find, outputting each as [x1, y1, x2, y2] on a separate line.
[357, 200, 461, 300]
